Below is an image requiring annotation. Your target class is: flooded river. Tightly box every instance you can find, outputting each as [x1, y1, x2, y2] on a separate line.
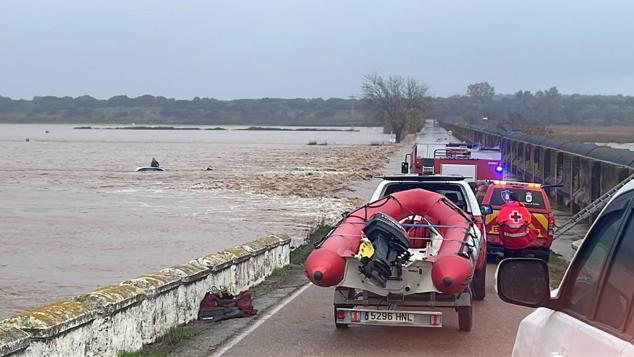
[597, 142, 634, 151]
[0, 125, 399, 318]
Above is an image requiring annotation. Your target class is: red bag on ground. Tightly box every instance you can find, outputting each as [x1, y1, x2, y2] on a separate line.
[198, 289, 257, 321]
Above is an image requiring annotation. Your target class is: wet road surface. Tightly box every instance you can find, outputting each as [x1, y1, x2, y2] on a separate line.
[221, 263, 532, 357]
[220, 123, 534, 356]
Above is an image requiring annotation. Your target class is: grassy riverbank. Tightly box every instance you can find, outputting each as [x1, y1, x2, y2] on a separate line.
[290, 223, 333, 265]
[547, 124, 634, 143]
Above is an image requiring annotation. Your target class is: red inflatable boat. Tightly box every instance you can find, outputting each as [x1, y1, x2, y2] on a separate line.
[305, 188, 480, 295]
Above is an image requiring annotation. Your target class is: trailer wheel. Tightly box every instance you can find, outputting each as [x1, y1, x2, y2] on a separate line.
[471, 265, 486, 301]
[457, 304, 472, 332]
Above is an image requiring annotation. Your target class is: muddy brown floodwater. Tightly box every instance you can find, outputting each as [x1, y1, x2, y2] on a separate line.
[0, 124, 401, 319]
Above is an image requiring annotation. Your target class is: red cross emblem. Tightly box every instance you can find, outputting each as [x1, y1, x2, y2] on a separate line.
[510, 210, 523, 224]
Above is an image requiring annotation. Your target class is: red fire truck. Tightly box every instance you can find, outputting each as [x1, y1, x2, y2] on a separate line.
[401, 143, 504, 182]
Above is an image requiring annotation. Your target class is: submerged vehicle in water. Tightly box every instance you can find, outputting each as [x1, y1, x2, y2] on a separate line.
[136, 157, 164, 172]
[135, 166, 164, 172]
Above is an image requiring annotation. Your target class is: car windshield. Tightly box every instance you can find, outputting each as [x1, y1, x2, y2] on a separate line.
[489, 188, 546, 209]
[382, 182, 470, 213]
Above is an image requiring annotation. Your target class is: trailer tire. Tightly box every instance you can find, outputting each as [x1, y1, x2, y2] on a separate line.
[471, 265, 486, 301]
[458, 304, 472, 332]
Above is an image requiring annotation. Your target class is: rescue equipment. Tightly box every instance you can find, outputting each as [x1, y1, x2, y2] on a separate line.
[305, 188, 479, 295]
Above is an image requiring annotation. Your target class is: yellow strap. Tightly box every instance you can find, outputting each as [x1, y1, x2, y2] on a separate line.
[358, 238, 374, 259]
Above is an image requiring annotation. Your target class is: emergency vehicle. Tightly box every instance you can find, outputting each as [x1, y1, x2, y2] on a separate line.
[402, 143, 504, 182]
[476, 180, 554, 261]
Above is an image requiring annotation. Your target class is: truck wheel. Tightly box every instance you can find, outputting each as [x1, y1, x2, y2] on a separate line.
[471, 266, 486, 301]
[457, 304, 472, 332]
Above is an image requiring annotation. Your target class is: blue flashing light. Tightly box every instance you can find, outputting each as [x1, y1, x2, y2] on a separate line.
[495, 164, 504, 173]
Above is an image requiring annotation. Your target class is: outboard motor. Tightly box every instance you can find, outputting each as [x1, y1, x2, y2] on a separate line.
[359, 213, 410, 288]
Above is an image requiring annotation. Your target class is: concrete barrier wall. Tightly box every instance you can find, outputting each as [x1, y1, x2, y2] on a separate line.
[0, 235, 291, 357]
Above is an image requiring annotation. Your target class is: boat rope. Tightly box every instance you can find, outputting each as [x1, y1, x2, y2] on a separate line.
[316, 194, 473, 248]
[327, 232, 473, 243]
[401, 223, 470, 229]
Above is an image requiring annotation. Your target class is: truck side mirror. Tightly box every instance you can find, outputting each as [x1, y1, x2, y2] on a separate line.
[480, 204, 493, 215]
[497, 258, 551, 308]
[401, 162, 409, 174]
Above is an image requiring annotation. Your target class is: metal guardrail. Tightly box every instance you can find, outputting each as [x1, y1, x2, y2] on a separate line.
[555, 173, 634, 238]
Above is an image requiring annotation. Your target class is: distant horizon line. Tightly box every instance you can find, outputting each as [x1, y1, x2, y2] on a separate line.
[3, 90, 634, 101]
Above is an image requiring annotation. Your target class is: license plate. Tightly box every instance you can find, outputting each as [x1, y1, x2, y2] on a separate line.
[336, 308, 442, 327]
[367, 311, 414, 322]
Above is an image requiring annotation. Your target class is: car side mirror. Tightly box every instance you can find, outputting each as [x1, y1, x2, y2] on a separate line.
[401, 162, 409, 174]
[496, 258, 551, 308]
[480, 204, 493, 215]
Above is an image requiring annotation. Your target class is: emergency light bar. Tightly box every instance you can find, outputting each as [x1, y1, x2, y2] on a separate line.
[491, 180, 542, 188]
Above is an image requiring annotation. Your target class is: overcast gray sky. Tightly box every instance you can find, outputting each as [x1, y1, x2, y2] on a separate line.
[2, 0, 633, 99]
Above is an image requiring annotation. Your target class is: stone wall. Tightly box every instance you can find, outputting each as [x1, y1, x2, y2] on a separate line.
[0, 235, 290, 356]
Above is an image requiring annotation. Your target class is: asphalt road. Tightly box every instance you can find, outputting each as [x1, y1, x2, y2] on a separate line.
[219, 124, 539, 356]
[221, 263, 533, 357]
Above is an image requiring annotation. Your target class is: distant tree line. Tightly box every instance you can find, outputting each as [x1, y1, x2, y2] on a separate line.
[1, 81, 633, 129]
[431, 82, 634, 126]
[0, 95, 378, 126]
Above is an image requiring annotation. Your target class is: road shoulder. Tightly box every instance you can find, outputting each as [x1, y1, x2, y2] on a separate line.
[141, 265, 308, 357]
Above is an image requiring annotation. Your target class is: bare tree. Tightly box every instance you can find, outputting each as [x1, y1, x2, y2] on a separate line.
[362, 73, 427, 143]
